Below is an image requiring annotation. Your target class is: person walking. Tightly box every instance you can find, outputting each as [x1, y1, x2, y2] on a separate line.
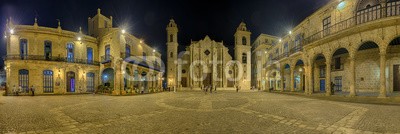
[30, 85, 35, 96]
[236, 85, 239, 93]
[210, 86, 212, 94]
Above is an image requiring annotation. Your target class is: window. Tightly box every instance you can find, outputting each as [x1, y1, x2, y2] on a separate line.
[67, 43, 74, 62]
[125, 45, 131, 59]
[323, 16, 331, 36]
[335, 57, 341, 70]
[87, 47, 93, 64]
[44, 41, 52, 60]
[334, 77, 343, 91]
[295, 34, 302, 47]
[87, 73, 95, 92]
[242, 36, 247, 45]
[105, 45, 111, 62]
[43, 70, 53, 93]
[319, 66, 326, 78]
[19, 69, 29, 93]
[170, 34, 174, 42]
[284, 43, 289, 54]
[242, 53, 247, 64]
[20, 39, 28, 59]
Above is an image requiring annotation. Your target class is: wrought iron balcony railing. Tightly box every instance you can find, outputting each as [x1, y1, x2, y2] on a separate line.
[304, 1, 400, 46]
[101, 55, 113, 64]
[4, 55, 100, 66]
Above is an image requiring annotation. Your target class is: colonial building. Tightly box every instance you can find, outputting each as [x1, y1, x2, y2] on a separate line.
[251, 34, 279, 90]
[3, 9, 163, 95]
[261, 0, 400, 97]
[166, 20, 252, 90]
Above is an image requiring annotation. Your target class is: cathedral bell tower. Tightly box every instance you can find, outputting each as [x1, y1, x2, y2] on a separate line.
[234, 22, 252, 90]
[166, 19, 179, 90]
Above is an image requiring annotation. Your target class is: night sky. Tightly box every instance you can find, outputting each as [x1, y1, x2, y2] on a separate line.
[0, 0, 330, 68]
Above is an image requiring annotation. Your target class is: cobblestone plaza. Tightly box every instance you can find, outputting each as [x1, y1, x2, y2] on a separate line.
[1, 91, 400, 133]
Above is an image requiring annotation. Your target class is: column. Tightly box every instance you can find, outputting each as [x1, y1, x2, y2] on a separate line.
[280, 68, 284, 91]
[326, 60, 332, 96]
[349, 57, 356, 97]
[304, 65, 309, 94]
[307, 63, 313, 94]
[379, 53, 387, 98]
[290, 67, 295, 92]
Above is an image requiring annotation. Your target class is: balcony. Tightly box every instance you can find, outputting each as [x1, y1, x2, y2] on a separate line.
[4, 55, 100, 66]
[304, 2, 400, 46]
[101, 55, 113, 64]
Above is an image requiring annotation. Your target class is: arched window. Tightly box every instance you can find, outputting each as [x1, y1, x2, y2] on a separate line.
[87, 72, 95, 92]
[20, 39, 28, 59]
[44, 41, 52, 60]
[242, 36, 247, 45]
[43, 70, 53, 93]
[170, 34, 174, 42]
[67, 43, 74, 62]
[18, 69, 29, 93]
[242, 53, 247, 64]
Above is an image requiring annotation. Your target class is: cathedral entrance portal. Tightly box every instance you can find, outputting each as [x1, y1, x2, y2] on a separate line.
[203, 73, 212, 86]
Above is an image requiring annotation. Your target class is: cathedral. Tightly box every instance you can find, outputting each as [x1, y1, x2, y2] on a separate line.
[166, 19, 252, 91]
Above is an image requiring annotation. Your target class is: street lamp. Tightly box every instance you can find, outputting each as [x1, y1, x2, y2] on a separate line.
[9, 29, 14, 34]
[121, 29, 126, 34]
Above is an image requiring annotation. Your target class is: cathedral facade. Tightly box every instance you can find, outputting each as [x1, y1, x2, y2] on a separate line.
[166, 20, 252, 90]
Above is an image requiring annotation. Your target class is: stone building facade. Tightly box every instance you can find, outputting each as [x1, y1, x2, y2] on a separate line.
[3, 9, 163, 95]
[166, 20, 252, 90]
[251, 34, 279, 90]
[260, 0, 400, 97]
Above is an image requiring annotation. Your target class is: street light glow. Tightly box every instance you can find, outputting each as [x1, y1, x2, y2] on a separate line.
[289, 31, 292, 35]
[9, 29, 14, 34]
[77, 37, 82, 41]
[122, 29, 126, 34]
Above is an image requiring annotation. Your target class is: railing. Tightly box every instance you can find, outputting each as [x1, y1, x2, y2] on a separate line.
[122, 54, 162, 71]
[304, 1, 400, 46]
[101, 55, 113, 64]
[4, 55, 100, 66]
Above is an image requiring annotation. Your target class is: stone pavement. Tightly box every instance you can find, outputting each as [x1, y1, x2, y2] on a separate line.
[1, 91, 400, 133]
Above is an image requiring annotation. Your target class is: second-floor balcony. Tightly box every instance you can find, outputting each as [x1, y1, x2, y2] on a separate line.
[101, 55, 113, 64]
[4, 55, 100, 66]
[304, 1, 400, 46]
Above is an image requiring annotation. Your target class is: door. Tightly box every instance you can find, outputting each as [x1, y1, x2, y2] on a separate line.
[203, 73, 212, 86]
[181, 77, 187, 87]
[44, 41, 52, 60]
[320, 79, 326, 92]
[67, 72, 75, 92]
[394, 65, 400, 91]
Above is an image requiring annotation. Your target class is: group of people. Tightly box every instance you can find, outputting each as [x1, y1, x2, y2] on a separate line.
[202, 85, 216, 94]
[12, 85, 35, 96]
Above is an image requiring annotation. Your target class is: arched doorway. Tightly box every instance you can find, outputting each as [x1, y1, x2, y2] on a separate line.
[283, 64, 290, 91]
[313, 54, 326, 92]
[294, 60, 305, 91]
[332, 48, 350, 93]
[389, 37, 400, 92]
[66, 71, 75, 92]
[356, 41, 380, 92]
[101, 68, 115, 88]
